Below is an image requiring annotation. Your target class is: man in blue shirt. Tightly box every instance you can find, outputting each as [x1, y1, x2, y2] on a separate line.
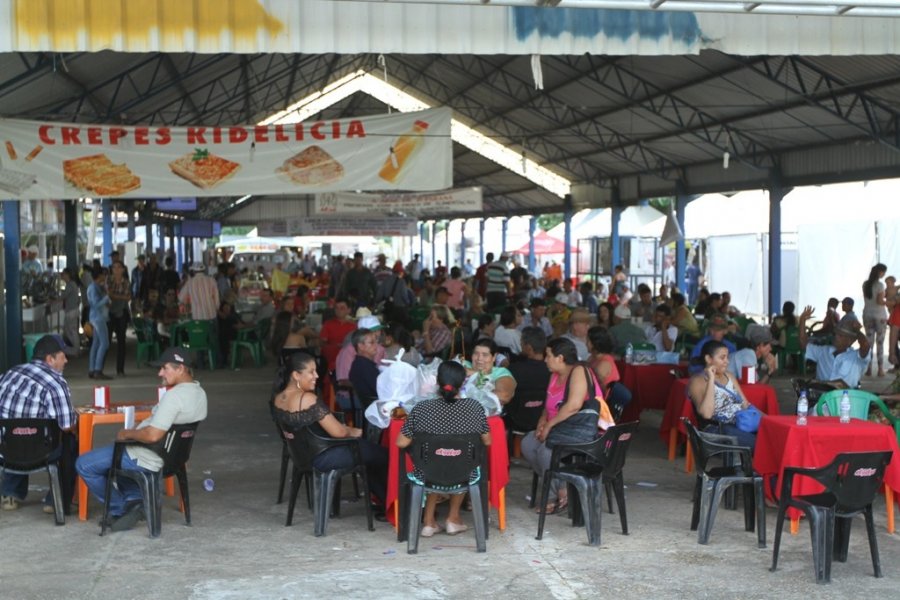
[689, 314, 736, 374]
[0, 335, 78, 514]
[798, 305, 870, 389]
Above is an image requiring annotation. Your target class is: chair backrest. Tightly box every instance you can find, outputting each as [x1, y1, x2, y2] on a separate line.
[279, 424, 315, 472]
[132, 317, 156, 343]
[782, 326, 801, 352]
[505, 378, 548, 432]
[155, 422, 201, 476]
[683, 418, 750, 474]
[588, 421, 639, 476]
[815, 389, 876, 419]
[185, 320, 212, 348]
[0, 418, 61, 471]
[800, 451, 893, 513]
[408, 433, 484, 487]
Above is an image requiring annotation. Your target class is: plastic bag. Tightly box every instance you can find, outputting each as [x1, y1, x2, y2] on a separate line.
[416, 357, 442, 397]
[365, 359, 418, 428]
[462, 371, 503, 416]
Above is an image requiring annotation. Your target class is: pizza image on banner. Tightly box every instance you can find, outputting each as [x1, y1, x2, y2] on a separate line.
[169, 149, 241, 189]
[276, 145, 344, 186]
[63, 154, 141, 196]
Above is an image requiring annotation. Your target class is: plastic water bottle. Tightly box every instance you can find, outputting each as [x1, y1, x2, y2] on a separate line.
[625, 343, 634, 365]
[203, 470, 214, 492]
[796, 391, 808, 426]
[839, 390, 851, 424]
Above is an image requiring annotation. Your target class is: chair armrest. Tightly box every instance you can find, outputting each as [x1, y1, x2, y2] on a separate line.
[548, 439, 600, 467]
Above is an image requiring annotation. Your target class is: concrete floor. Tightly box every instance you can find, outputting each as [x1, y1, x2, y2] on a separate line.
[2, 346, 899, 600]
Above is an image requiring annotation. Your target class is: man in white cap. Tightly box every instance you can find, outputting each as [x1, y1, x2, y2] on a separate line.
[177, 262, 219, 321]
[22, 245, 43, 274]
[609, 304, 649, 352]
[75, 347, 208, 531]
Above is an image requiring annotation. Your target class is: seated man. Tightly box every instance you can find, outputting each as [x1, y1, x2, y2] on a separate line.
[608, 305, 649, 353]
[562, 308, 592, 361]
[645, 304, 678, 352]
[688, 314, 737, 374]
[729, 324, 777, 384]
[505, 327, 551, 434]
[797, 305, 870, 392]
[348, 328, 381, 408]
[76, 347, 208, 531]
[0, 335, 78, 514]
[628, 283, 655, 324]
[838, 296, 862, 331]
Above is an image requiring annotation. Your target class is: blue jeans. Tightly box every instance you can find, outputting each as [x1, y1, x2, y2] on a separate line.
[75, 445, 151, 516]
[89, 319, 109, 373]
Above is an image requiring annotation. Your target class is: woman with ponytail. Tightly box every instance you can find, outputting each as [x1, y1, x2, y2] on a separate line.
[396, 361, 492, 537]
[271, 352, 388, 509]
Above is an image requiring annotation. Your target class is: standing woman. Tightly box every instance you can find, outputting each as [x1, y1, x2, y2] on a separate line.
[87, 268, 112, 380]
[863, 263, 888, 377]
[885, 276, 900, 369]
[521, 337, 605, 515]
[107, 261, 131, 376]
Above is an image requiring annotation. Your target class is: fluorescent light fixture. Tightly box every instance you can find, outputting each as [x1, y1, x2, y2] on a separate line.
[260, 71, 571, 198]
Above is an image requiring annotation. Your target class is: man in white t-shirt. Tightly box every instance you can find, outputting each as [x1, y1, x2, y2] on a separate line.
[76, 347, 208, 531]
[645, 304, 678, 352]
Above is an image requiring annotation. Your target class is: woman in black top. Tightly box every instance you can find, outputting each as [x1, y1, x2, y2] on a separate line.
[397, 361, 491, 537]
[271, 352, 388, 506]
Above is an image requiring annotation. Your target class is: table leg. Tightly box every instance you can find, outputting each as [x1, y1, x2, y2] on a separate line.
[498, 487, 506, 531]
[885, 488, 894, 534]
[668, 429, 678, 461]
[684, 444, 694, 474]
[77, 414, 94, 521]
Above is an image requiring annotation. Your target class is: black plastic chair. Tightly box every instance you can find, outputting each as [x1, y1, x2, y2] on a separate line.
[280, 424, 374, 536]
[683, 418, 765, 547]
[536, 421, 639, 546]
[275, 423, 312, 508]
[770, 451, 892, 584]
[101, 421, 200, 538]
[0, 418, 65, 525]
[403, 433, 488, 554]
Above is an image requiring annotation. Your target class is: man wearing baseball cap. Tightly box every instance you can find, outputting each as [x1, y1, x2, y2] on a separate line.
[728, 325, 778, 384]
[76, 347, 208, 532]
[798, 305, 870, 391]
[689, 314, 737, 374]
[0, 335, 77, 514]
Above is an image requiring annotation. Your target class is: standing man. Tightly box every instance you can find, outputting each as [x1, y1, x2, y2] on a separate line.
[685, 260, 702, 306]
[130, 255, 146, 314]
[178, 263, 220, 322]
[319, 300, 357, 374]
[339, 252, 377, 309]
[22, 245, 43, 274]
[76, 347, 208, 531]
[0, 335, 78, 514]
[485, 252, 511, 310]
[406, 254, 423, 286]
[60, 268, 81, 355]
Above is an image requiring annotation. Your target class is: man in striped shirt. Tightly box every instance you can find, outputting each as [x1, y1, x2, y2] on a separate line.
[0, 335, 78, 514]
[178, 263, 220, 321]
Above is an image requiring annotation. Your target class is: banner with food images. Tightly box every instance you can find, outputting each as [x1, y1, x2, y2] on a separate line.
[0, 108, 452, 199]
[313, 187, 482, 216]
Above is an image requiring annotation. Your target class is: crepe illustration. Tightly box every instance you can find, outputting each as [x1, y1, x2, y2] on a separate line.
[276, 145, 344, 186]
[169, 150, 241, 189]
[63, 154, 141, 196]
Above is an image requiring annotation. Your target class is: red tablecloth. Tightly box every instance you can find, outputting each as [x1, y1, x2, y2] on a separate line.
[659, 379, 780, 446]
[616, 361, 684, 422]
[753, 415, 900, 519]
[384, 415, 509, 527]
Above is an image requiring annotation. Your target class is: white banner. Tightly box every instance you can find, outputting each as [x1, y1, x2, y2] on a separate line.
[0, 108, 452, 199]
[314, 187, 482, 216]
[258, 215, 417, 237]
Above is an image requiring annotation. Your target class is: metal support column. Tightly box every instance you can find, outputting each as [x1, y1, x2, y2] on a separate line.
[768, 180, 787, 318]
[528, 216, 537, 274]
[610, 191, 622, 271]
[430, 221, 436, 272]
[444, 219, 450, 270]
[145, 210, 153, 255]
[126, 205, 136, 242]
[101, 199, 113, 266]
[478, 219, 485, 264]
[501, 218, 508, 255]
[174, 222, 183, 273]
[64, 200, 78, 272]
[563, 195, 574, 281]
[3, 201, 23, 368]
[418, 222, 424, 263]
[459, 220, 466, 268]
[674, 183, 694, 293]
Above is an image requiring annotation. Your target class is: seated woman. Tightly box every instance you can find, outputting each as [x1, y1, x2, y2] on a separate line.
[521, 337, 607, 515]
[596, 302, 615, 329]
[270, 310, 318, 361]
[465, 338, 517, 409]
[688, 340, 755, 449]
[587, 326, 631, 418]
[770, 300, 798, 347]
[271, 352, 388, 511]
[671, 292, 701, 338]
[383, 323, 422, 367]
[396, 361, 491, 537]
[493, 305, 523, 355]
